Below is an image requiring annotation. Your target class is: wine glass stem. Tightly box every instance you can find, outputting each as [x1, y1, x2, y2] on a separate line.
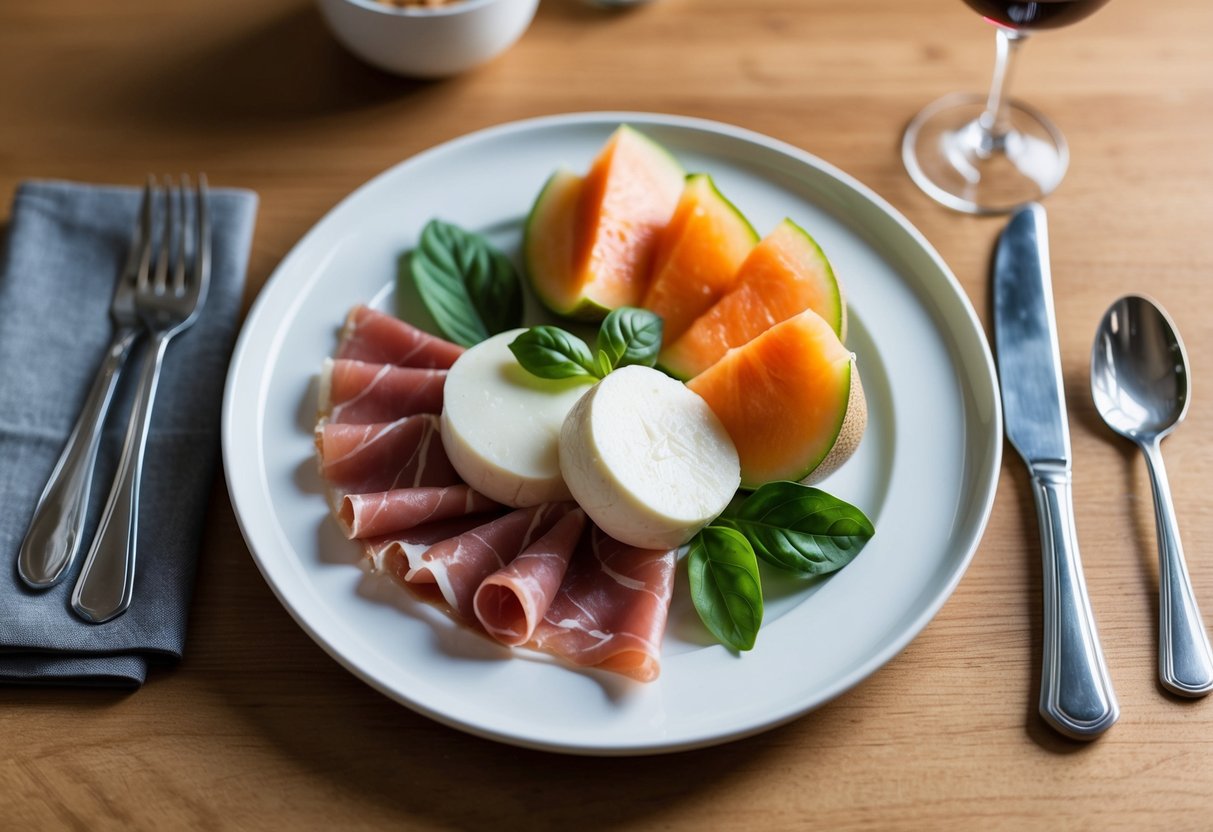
[976, 27, 1028, 155]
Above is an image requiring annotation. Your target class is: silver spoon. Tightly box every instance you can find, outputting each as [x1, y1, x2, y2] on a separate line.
[1091, 294, 1213, 697]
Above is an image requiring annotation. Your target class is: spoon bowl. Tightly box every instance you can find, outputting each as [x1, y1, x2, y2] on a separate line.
[1091, 294, 1213, 697]
[1091, 295, 1189, 442]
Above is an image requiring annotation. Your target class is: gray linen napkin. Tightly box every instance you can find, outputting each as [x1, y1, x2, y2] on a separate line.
[0, 180, 257, 686]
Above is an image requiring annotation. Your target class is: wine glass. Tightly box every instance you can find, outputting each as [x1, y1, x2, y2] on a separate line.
[902, 0, 1112, 215]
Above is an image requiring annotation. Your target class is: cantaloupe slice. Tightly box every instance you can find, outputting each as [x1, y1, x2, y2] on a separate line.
[640, 174, 758, 343]
[660, 219, 844, 380]
[524, 126, 684, 320]
[687, 309, 865, 489]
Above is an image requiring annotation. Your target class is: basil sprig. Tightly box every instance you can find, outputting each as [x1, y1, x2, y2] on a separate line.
[595, 307, 664, 378]
[409, 219, 523, 347]
[507, 326, 598, 380]
[689, 481, 874, 651]
[688, 525, 764, 652]
[718, 482, 875, 575]
[510, 307, 663, 381]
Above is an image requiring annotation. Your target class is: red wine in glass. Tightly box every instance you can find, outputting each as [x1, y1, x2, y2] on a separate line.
[902, 0, 1113, 213]
[962, 0, 1111, 32]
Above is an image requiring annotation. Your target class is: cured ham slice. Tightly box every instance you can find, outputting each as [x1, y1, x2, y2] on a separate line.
[338, 485, 501, 539]
[314, 304, 682, 684]
[401, 503, 574, 621]
[473, 508, 587, 646]
[337, 305, 464, 369]
[362, 514, 504, 578]
[320, 358, 447, 424]
[316, 414, 460, 496]
[529, 527, 677, 683]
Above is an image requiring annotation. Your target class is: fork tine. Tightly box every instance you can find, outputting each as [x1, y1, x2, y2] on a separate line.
[135, 176, 156, 293]
[120, 180, 153, 283]
[154, 176, 173, 294]
[193, 174, 211, 304]
[173, 175, 188, 296]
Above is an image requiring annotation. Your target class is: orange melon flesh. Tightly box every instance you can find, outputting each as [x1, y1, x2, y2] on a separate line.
[640, 174, 757, 343]
[660, 219, 844, 380]
[687, 309, 857, 489]
[524, 126, 684, 320]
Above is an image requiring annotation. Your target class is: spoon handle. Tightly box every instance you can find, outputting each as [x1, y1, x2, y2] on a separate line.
[1141, 440, 1213, 697]
[1030, 463, 1119, 739]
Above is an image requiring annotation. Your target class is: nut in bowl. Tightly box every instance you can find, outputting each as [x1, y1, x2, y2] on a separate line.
[316, 0, 538, 79]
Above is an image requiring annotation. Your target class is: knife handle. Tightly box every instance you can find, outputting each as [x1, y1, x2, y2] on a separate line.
[1030, 462, 1119, 740]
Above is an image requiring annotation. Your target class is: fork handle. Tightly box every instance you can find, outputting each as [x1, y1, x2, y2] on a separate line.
[1031, 462, 1119, 739]
[71, 330, 170, 624]
[18, 325, 140, 588]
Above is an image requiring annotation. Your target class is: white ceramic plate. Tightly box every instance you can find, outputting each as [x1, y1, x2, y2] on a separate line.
[222, 112, 1002, 755]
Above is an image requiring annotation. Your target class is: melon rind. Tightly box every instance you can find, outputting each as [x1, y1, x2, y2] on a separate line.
[686, 309, 865, 489]
[523, 168, 605, 319]
[800, 360, 866, 486]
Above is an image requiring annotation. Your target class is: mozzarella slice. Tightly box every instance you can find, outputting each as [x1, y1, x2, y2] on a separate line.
[559, 365, 740, 550]
[441, 329, 593, 508]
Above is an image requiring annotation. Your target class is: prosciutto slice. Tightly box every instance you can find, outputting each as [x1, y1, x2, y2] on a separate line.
[529, 527, 677, 683]
[401, 503, 574, 621]
[316, 414, 459, 496]
[337, 305, 464, 369]
[338, 485, 501, 539]
[320, 358, 447, 424]
[363, 514, 503, 578]
[473, 508, 587, 646]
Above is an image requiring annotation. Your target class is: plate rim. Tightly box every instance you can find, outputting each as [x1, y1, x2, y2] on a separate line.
[221, 110, 1003, 755]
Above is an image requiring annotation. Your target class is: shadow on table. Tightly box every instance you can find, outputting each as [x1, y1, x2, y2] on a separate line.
[113, 4, 433, 131]
[174, 494, 807, 828]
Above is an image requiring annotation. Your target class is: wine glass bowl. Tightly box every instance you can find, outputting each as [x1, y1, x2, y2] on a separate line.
[902, 0, 1112, 215]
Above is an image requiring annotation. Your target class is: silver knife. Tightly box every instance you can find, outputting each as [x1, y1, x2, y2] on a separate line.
[994, 203, 1119, 740]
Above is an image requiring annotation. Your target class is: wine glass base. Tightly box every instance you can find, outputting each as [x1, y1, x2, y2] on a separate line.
[902, 92, 1069, 215]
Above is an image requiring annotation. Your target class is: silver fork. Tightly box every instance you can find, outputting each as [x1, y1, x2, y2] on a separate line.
[17, 187, 149, 588]
[71, 175, 211, 624]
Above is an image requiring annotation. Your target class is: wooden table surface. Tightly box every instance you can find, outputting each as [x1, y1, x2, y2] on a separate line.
[3, 0, 1212, 828]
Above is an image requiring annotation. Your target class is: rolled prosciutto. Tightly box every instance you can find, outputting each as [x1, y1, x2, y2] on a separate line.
[337, 305, 464, 369]
[363, 514, 503, 578]
[316, 414, 459, 496]
[320, 358, 447, 424]
[338, 485, 501, 539]
[402, 503, 574, 621]
[529, 527, 677, 683]
[473, 508, 587, 646]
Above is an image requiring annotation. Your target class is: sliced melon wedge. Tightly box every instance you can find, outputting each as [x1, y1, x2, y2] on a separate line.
[523, 125, 684, 320]
[687, 309, 865, 489]
[660, 219, 844, 380]
[640, 173, 758, 343]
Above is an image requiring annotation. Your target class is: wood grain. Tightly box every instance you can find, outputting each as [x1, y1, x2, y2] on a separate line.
[2, 0, 1212, 828]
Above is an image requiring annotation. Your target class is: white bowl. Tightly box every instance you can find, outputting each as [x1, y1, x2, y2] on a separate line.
[316, 0, 539, 78]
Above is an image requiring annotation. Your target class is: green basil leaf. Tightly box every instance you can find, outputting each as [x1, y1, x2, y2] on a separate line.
[509, 327, 598, 380]
[723, 481, 875, 575]
[410, 219, 522, 347]
[596, 307, 664, 373]
[688, 525, 763, 652]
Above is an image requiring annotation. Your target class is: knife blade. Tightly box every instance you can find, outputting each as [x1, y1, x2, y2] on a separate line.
[994, 203, 1119, 740]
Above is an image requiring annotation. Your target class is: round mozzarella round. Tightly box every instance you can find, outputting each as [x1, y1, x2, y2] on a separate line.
[559, 364, 740, 550]
[441, 329, 593, 508]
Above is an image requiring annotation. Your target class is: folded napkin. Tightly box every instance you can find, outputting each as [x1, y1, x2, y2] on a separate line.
[0, 180, 257, 686]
